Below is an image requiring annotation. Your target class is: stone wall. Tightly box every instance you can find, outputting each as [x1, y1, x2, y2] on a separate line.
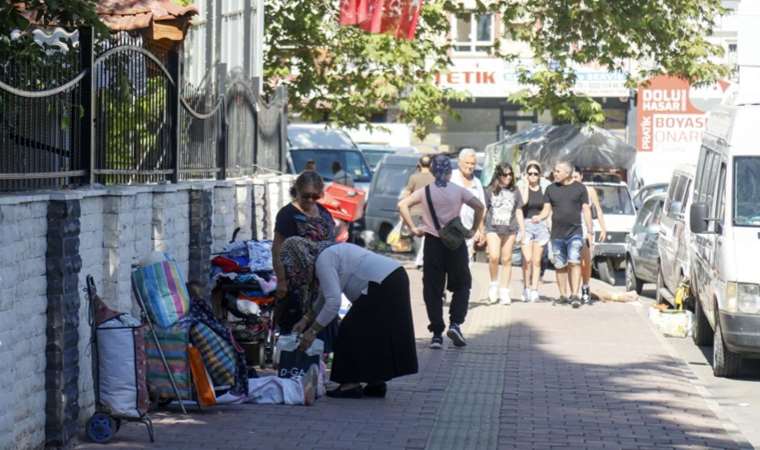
[0, 197, 48, 450]
[0, 174, 293, 450]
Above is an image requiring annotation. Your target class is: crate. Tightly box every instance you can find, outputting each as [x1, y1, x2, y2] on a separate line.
[319, 183, 366, 222]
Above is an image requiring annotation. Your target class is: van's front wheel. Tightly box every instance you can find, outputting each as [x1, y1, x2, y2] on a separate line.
[713, 317, 742, 377]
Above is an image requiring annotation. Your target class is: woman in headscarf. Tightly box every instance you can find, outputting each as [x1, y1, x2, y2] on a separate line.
[398, 154, 485, 350]
[281, 237, 418, 399]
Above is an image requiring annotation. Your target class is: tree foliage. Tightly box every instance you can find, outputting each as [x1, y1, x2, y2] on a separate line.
[0, 1, 107, 86]
[264, 0, 467, 138]
[265, 0, 731, 133]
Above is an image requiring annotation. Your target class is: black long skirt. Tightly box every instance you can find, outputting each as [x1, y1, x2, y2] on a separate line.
[330, 267, 419, 383]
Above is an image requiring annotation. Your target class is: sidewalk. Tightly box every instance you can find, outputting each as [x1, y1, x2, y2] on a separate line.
[77, 262, 752, 450]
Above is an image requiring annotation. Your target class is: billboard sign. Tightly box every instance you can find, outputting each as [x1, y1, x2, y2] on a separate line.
[637, 75, 729, 153]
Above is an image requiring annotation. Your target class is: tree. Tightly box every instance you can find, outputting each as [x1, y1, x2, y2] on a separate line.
[0, 1, 107, 87]
[264, 0, 729, 134]
[264, 0, 467, 139]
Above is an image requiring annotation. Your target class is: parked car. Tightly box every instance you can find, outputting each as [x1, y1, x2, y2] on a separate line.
[632, 183, 669, 210]
[656, 165, 696, 306]
[287, 125, 373, 192]
[357, 144, 417, 171]
[364, 154, 419, 241]
[625, 193, 666, 293]
[588, 181, 637, 285]
[688, 99, 760, 377]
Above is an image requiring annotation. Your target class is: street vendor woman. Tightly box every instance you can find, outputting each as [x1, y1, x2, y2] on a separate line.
[280, 237, 419, 398]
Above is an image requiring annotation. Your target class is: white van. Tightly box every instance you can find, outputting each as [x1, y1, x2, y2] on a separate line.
[689, 98, 760, 377]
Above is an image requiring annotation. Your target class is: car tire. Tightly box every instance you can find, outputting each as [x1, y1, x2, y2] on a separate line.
[625, 257, 643, 294]
[713, 315, 741, 378]
[597, 257, 617, 286]
[692, 295, 713, 346]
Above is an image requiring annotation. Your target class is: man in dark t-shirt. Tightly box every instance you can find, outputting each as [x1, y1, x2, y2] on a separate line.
[533, 161, 593, 307]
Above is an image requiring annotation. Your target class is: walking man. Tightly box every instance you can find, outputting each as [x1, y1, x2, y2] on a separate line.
[533, 161, 593, 308]
[402, 155, 435, 268]
[398, 155, 485, 348]
[451, 148, 486, 261]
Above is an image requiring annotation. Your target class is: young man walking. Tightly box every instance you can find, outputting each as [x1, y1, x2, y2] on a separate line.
[402, 155, 435, 268]
[398, 155, 485, 348]
[534, 161, 593, 308]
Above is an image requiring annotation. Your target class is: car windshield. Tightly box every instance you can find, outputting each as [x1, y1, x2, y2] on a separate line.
[362, 150, 394, 170]
[593, 185, 635, 215]
[373, 164, 417, 197]
[734, 157, 760, 226]
[291, 149, 372, 182]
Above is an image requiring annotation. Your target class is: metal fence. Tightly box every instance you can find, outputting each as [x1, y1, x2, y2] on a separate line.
[0, 27, 286, 192]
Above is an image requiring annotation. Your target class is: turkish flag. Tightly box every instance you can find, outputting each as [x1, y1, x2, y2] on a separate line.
[343, 0, 424, 40]
[339, 0, 371, 26]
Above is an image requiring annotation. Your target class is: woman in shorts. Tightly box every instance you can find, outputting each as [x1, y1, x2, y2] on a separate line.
[519, 161, 551, 303]
[484, 163, 526, 305]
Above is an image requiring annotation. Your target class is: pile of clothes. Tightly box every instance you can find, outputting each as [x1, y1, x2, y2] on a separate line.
[211, 240, 277, 329]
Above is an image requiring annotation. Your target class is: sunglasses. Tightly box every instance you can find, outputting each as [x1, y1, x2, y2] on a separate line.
[527, 172, 540, 176]
[499, 172, 513, 177]
[300, 192, 322, 200]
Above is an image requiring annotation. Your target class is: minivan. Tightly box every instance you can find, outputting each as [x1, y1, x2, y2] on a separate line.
[689, 97, 760, 377]
[287, 124, 373, 192]
[656, 165, 696, 306]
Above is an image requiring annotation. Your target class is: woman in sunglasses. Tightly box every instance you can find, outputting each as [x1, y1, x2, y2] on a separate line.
[518, 161, 551, 303]
[484, 162, 526, 305]
[273, 170, 338, 339]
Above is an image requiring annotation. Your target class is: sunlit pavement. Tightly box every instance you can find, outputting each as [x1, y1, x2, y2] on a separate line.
[76, 261, 756, 450]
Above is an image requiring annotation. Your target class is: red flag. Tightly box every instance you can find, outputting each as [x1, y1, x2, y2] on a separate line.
[344, 0, 424, 40]
[396, 0, 423, 40]
[339, 0, 371, 26]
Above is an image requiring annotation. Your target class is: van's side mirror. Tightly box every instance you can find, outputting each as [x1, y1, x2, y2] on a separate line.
[690, 202, 709, 233]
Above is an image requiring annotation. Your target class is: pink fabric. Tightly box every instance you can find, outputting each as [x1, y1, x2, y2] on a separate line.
[162, 262, 184, 318]
[410, 183, 475, 237]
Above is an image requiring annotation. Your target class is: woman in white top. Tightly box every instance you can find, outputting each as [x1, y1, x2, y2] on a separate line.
[280, 237, 418, 399]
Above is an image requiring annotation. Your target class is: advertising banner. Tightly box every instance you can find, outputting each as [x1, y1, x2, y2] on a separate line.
[637, 75, 729, 153]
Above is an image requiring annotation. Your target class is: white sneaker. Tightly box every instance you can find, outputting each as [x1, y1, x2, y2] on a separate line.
[521, 288, 530, 302]
[499, 288, 511, 305]
[488, 282, 499, 304]
[529, 289, 540, 303]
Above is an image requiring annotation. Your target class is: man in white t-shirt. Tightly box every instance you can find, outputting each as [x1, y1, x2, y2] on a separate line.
[451, 148, 486, 262]
[398, 155, 485, 350]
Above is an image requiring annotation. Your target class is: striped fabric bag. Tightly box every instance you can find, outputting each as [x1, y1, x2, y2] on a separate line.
[145, 322, 193, 400]
[132, 258, 191, 328]
[189, 322, 237, 388]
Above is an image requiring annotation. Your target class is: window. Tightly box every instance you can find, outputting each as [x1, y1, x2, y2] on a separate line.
[372, 164, 416, 197]
[714, 163, 726, 233]
[733, 157, 760, 226]
[453, 13, 494, 53]
[633, 201, 654, 233]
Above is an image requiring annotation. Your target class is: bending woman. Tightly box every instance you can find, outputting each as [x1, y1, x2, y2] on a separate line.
[280, 237, 418, 399]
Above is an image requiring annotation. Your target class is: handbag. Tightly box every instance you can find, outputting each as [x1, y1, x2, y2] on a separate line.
[425, 185, 471, 250]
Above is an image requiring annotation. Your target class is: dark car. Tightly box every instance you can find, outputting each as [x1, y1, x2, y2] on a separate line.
[357, 144, 416, 172]
[625, 193, 666, 293]
[632, 182, 669, 210]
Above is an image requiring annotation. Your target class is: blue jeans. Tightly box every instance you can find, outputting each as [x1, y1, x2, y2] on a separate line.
[551, 235, 583, 269]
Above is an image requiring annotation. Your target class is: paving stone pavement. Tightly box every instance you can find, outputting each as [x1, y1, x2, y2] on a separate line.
[76, 262, 752, 450]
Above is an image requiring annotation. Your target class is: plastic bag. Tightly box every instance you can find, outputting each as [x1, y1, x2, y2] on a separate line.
[386, 221, 403, 247]
[274, 334, 324, 379]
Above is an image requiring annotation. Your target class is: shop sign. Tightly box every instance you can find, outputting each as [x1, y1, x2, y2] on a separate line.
[637, 75, 729, 153]
[434, 57, 629, 98]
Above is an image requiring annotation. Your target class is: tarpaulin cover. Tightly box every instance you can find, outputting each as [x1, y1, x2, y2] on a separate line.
[482, 124, 636, 185]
